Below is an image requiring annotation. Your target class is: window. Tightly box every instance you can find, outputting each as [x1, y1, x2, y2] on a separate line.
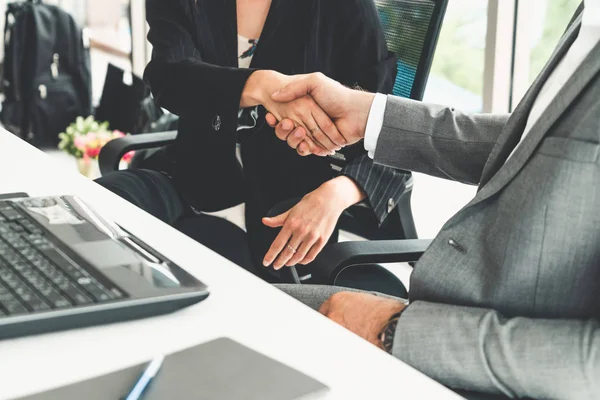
[49, 0, 133, 104]
[424, 0, 489, 112]
[511, 0, 580, 107]
[85, 0, 133, 104]
[526, 0, 581, 84]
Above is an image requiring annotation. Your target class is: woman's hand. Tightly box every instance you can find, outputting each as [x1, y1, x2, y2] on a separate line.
[262, 176, 366, 269]
[265, 114, 313, 157]
[242, 70, 346, 155]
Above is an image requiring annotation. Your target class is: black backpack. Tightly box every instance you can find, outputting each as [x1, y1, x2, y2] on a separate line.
[1, 0, 92, 148]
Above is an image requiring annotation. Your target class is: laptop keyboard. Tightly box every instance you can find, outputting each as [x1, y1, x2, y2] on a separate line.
[0, 202, 124, 317]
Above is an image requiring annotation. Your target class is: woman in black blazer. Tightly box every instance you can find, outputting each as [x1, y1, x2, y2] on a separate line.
[97, 0, 410, 287]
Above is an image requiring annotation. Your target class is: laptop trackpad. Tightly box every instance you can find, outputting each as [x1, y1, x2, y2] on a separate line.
[72, 240, 140, 268]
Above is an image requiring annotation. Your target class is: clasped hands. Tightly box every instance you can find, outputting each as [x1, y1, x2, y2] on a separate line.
[243, 71, 375, 157]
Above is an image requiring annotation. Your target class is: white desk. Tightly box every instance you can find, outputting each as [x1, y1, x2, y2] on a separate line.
[0, 130, 462, 400]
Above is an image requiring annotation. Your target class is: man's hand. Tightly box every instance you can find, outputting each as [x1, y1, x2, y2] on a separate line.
[262, 177, 366, 268]
[265, 95, 345, 156]
[319, 292, 406, 349]
[268, 73, 376, 155]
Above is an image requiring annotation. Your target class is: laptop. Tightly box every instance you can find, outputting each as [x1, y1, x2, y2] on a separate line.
[0, 194, 209, 340]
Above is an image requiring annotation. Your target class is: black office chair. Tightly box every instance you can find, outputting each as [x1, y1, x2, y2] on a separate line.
[98, 0, 448, 285]
[335, 0, 448, 241]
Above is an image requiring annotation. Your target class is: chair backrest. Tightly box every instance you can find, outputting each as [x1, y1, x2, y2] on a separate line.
[375, 0, 448, 101]
[337, 1, 447, 241]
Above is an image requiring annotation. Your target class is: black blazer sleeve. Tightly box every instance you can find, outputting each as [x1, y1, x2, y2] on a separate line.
[333, 0, 409, 225]
[144, 0, 253, 135]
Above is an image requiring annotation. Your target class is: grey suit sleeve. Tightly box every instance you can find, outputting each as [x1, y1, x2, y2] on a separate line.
[373, 96, 510, 185]
[394, 301, 600, 399]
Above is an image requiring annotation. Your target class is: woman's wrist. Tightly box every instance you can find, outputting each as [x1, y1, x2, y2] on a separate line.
[240, 70, 266, 108]
[320, 176, 367, 211]
[240, 70, 281, 108]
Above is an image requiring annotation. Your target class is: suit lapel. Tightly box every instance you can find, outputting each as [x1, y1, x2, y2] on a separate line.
[249, 0, 299, 69]
[222, 0, 238, 67]
[469, 17, 600, 208]
[197, 0, 303, 69]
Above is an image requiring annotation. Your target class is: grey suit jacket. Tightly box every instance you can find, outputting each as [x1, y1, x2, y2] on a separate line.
[375, 15, 600, 399]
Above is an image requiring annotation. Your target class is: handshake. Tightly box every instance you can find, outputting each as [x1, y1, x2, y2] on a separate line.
[242, 71, 377, 156]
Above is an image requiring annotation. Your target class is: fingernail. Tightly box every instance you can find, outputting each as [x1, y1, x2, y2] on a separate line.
[263, 260, 270, 267]
[272, 90, 280, 98]
[282, 120, 292, 130]
[295, 130, 303, 138]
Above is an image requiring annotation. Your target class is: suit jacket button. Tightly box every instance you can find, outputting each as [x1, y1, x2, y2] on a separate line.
[212, 115, 222, 131]
[387, 198, 395, 213]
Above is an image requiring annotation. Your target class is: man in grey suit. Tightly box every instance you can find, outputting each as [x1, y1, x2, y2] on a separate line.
[263, 2, 600, 399]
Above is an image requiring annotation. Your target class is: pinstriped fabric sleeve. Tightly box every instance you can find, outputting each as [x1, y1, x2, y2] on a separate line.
[342, 153, 410, 225]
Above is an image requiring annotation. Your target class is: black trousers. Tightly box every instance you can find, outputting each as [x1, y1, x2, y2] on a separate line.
[95, 169, 407, 298]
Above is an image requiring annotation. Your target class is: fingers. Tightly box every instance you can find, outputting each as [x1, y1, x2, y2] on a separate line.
[297, 105, 339, 154]
[265, 113, 278, 128]
[263, 225, 292, 267]
[286, 127, 306, 149]
[262, 210, 289, 228]
[303, 134, 330, 157]
[310, 104, 346, 148]
[307, 124, 338, 155]
[286, 236, 317, 267]
[287, 125, 329, 157]
[273, 119, 295, 141]
[273, 234, 303, 270]
[297, 141, 311, 156]
[300, 238, 327, 265]
[273, 121, 327, 157]
[262, 211, 291, 267]
[268, 93, 334, 157]
[289, 97, 338, 154]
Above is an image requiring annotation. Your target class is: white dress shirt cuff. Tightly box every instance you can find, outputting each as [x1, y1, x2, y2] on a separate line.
[363, 93, 388, 159]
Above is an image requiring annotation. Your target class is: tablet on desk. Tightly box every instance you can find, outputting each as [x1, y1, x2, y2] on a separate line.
[18, 338, 329, 400]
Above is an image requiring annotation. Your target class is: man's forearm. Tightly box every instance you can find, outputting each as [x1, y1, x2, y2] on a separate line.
[371, 96, 509, 185]
[394, 301, 600, 399]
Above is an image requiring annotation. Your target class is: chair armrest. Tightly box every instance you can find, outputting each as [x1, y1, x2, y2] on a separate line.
[98, 130, 178, 176]
[310, 239, 433, 284]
